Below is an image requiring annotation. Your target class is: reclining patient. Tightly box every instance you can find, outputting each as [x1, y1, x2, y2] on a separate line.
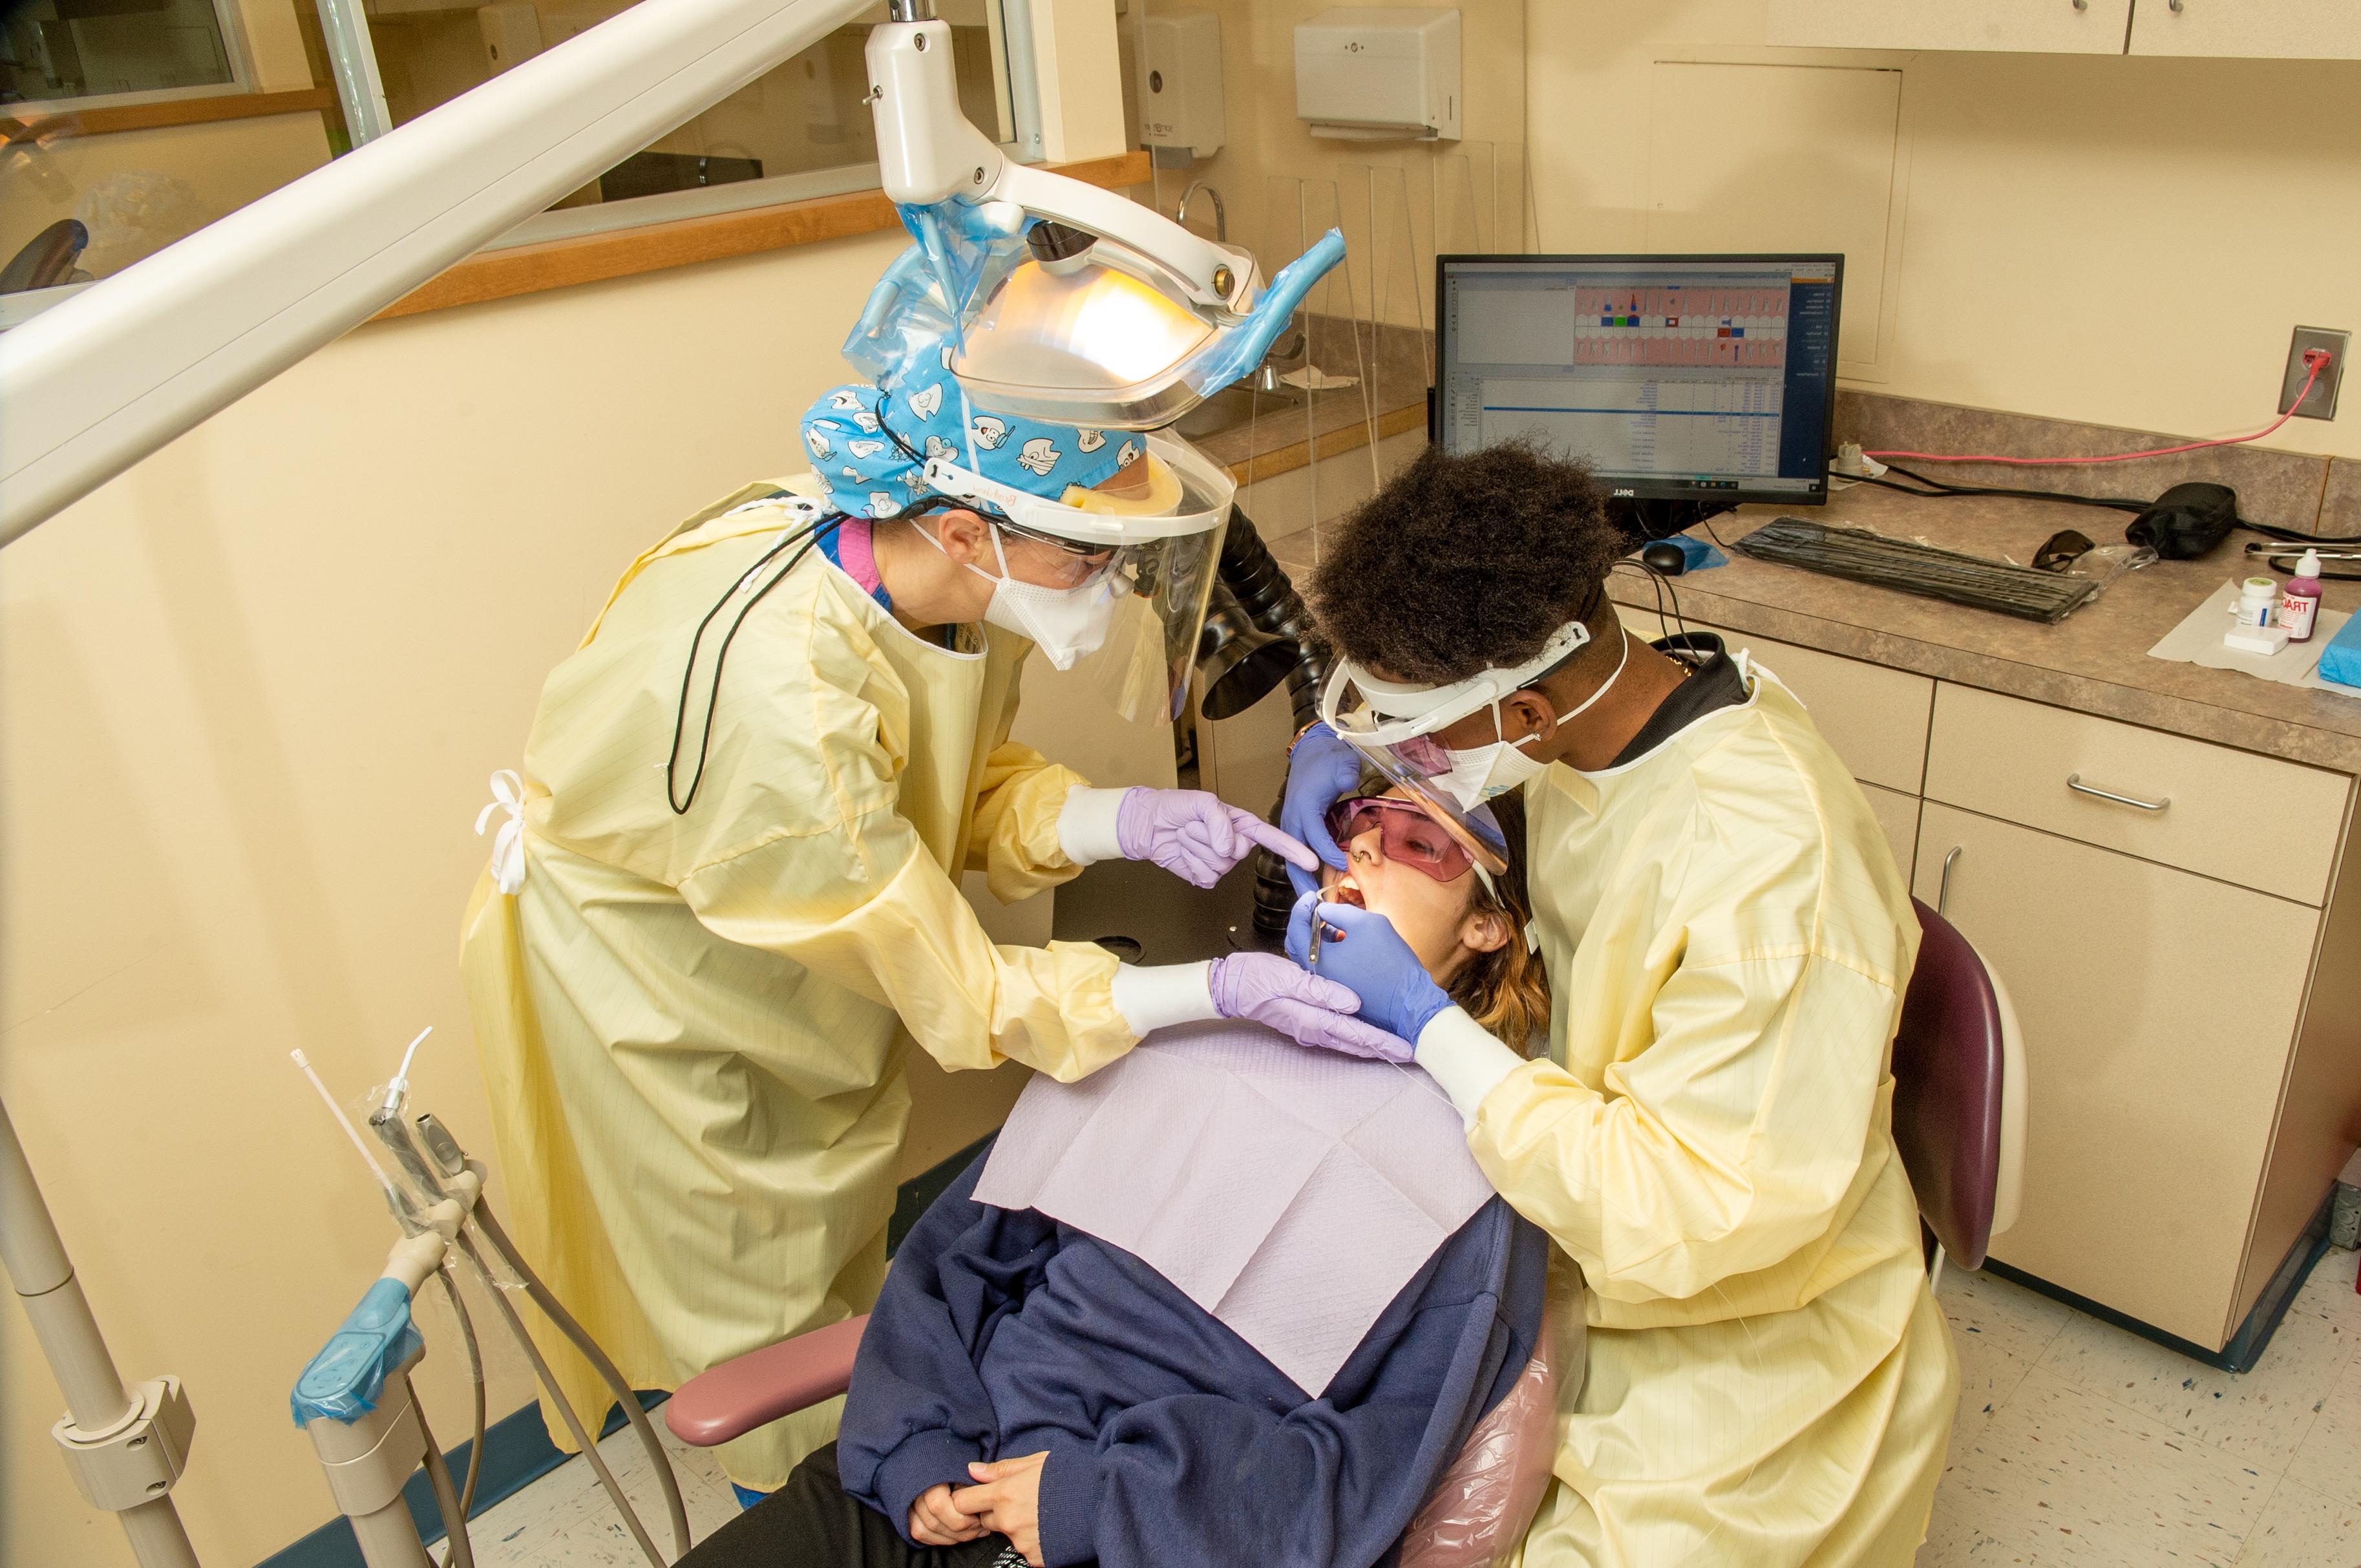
[681, 791, 1552, 1568]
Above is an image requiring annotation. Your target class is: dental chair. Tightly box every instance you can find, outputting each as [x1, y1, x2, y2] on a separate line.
[666, 1289, 1566, 1568]
[1892, 899, 2027, 1291]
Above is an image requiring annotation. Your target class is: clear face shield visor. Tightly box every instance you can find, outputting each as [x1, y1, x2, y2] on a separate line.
[1317, 619, 1595, 878]
[924, 430, 1236, 724]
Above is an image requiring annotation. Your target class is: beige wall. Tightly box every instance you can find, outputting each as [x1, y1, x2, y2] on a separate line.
[1127, 0, 1527, 332]
[0, 10, 1145, 1565]
[0, 225, 889, 1565]
[1529, 0, 2361, 458]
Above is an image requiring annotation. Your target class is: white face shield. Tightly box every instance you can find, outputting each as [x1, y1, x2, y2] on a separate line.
[1318, 619, 1598, 877]
[923, 430, 1238, 723]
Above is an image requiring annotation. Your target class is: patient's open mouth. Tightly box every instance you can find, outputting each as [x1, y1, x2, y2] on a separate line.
[1329, 876, 1366, 910]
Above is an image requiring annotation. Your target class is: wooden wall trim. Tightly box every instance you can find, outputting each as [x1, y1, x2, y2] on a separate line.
[372, 151, 1153, 323]
[6, 89, 335, 140]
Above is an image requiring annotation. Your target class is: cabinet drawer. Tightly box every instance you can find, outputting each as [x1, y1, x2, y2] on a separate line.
[1768, 0, 2133, 54]
[1925, 684, 2349, 906]
[1915, 804, 2316, 1348]
[2128, 0, 2361, 60]
[1616, 611, 1932, 794]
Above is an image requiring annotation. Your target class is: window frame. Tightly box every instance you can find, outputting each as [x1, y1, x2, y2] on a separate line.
[0, 0, 1062, 330]
[452, 0, 1048, 254]
[2, 0, 258, 116]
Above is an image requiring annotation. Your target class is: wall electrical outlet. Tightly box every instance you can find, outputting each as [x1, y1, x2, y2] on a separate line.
[2282, 326, 2348, 420]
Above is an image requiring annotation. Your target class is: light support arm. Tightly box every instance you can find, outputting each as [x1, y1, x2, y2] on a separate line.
[865, 20, 1252, 313]
[0, 0, 875, 546]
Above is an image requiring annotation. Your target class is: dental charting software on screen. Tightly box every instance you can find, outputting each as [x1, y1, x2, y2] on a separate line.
[1439, 256, 1839, 500]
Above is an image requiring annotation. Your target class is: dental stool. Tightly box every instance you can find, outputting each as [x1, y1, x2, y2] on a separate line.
[667, 1305, 1568, 1567]
[1892, 898, 2027, 1291]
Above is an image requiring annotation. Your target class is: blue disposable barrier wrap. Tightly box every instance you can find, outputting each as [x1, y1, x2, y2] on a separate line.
[2318, 609, 2361, 690]
[1180, 228, 1348, 394]
[290, 1277, 423, 1426]
[1669, 536, 1728, 573]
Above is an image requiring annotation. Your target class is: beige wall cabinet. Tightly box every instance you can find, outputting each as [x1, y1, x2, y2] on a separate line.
[1767, 0, 2135, 54]
[1914, 684, 2356, 1352]
[1912, 803, 2319, 1346]
[2128, 0, 2361, 59]
[1772, 0, 2361, 58]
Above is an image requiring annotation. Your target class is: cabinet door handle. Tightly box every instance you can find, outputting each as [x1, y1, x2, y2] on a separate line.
[1938, 846, 1962, 915]
[2066, 773, 2170, 812]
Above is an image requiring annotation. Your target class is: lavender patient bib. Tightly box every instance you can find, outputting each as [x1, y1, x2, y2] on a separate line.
[971, 1019, 1496, 1395]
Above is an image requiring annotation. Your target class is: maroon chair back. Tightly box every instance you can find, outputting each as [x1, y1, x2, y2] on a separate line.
[1890, 899, 2007, 1270]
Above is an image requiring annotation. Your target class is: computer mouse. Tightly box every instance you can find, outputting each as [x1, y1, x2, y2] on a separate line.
[1640, 540, 1688, 577]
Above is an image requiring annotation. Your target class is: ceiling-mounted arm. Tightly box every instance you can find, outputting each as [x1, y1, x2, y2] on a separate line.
[865, 19, 1255, 315]
[0, 0, 876, 547]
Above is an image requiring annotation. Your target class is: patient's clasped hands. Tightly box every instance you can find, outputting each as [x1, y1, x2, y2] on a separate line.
[907, 1450, 1050, 1566]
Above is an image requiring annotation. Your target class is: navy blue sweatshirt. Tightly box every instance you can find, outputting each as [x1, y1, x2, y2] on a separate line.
[837, 1153, 1549, 1568]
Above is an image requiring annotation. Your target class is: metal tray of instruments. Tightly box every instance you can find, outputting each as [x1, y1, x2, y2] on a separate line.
[1737, 517, 2100, 623]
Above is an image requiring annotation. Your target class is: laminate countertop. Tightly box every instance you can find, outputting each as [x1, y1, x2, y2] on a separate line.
[1605, 485, 2361, 775]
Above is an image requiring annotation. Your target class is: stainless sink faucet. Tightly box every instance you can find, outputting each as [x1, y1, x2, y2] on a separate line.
[1176, 180, 1225, 243]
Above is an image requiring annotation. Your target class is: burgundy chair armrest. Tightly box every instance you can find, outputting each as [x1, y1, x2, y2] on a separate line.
[665, 1314, 871, 1448]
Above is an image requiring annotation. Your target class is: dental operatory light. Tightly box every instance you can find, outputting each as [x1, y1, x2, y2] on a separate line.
[866, 2, 1333, 430]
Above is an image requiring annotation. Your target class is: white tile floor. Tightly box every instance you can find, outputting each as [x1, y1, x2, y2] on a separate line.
[461, 1414, 742, 1567]
[465, 1250, 2361, 1566]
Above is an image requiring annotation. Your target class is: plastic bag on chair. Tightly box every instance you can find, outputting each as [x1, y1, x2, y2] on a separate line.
[1397, 1304, 1563, 1568]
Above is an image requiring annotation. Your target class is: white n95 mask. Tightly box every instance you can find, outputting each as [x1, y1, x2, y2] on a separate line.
[1437, 729, 1549, 810]
[968, 525, 1119, 670]
[1437, 627, 1633, 808]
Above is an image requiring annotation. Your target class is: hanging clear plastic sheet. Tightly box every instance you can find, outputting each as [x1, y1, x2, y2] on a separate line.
[1397, 1298, 1566, 1568]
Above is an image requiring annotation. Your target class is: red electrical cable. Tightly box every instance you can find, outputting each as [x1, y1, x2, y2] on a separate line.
[1865, 355, 2330, 467]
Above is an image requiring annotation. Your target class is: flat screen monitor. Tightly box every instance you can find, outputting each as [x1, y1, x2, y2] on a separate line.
[1435, 253, 1842, 506]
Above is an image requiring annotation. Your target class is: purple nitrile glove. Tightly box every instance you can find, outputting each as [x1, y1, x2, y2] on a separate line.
[1278, 722, 1362, 899]
[1285, 894, 1453, 1044]
[1207, 951, 1412, 1063]
[1117, 787, 1318, 890]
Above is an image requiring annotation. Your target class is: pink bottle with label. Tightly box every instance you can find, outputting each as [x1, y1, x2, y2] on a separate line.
[2282, 550, 2323, 642]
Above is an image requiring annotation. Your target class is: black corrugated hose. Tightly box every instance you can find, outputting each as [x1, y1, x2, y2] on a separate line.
[1212, 506, 1335, 940]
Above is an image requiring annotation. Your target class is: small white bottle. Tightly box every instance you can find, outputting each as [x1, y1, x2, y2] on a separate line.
[2237, 577, 2280, 628]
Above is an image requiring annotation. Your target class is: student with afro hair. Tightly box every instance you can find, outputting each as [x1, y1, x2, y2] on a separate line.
[1279, 440, 1956, 1568]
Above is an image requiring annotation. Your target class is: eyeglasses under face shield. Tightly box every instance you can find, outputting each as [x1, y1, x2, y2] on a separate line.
[922, 429, 1237, 723]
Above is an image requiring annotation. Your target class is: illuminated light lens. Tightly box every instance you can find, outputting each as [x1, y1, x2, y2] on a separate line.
[954, 259, 1216, 395]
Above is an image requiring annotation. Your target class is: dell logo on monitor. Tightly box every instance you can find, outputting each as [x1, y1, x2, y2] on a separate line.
[1611, 488, 1636, 498]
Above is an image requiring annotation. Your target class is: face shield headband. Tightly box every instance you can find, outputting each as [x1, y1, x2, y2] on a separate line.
[1322, 616, 1594, 768]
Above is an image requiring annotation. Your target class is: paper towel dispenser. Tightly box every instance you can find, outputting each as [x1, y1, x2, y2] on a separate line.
[1140, 10, 1226, 165]
[1293, 7, 1460, 142]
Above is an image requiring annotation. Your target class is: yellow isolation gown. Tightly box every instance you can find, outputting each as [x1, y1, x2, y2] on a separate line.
[1484, 658, 1958, 1567]
[459, 478, 1136, 1490]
